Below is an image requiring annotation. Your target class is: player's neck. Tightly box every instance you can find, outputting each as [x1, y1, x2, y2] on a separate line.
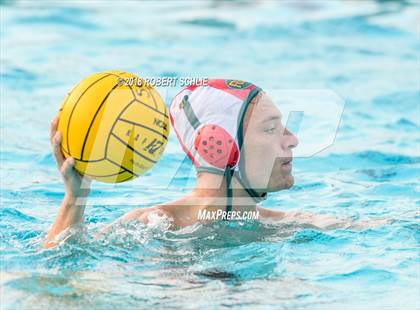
[192, 172, 258, 212]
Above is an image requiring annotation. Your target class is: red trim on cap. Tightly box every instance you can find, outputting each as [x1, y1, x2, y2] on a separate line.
[169, 111, 200, 167]
[186, 84, 199, 91]
[207, 79, 256, 101]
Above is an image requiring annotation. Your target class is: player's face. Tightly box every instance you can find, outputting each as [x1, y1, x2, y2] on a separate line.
[242, 92, 298, 192]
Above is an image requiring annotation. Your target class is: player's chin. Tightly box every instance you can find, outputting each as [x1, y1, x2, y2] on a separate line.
[283, 174, 294, 189]
[266, 174, 294, 192]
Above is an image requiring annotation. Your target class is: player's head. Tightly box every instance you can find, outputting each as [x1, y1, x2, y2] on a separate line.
[169, 79, 298, 205]
[241, 90, 298, 192]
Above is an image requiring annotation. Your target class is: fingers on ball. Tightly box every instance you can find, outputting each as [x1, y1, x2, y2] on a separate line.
[50, 117, 58, 142]
[55, 132, 62, 145]
[53, 135, 65, 166]
[61, 157, 74, 175]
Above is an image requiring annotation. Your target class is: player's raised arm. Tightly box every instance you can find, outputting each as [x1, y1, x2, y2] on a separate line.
[43, 116, 92, 248]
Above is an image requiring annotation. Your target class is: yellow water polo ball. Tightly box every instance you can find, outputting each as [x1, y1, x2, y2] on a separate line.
[57, 71, 169, 183]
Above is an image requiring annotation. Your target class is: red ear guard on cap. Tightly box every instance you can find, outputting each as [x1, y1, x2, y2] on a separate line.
[194, 124, 239, 169]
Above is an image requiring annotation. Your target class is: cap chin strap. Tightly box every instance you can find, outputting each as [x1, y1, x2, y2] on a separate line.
[223, 124, 268, 215]
[224, 167, 235, 214]
[233, 143, 268, 209]
[235, 171, 267, 203]
[223, 166, 267, 218]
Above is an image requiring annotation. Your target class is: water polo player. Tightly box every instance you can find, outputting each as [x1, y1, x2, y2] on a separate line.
[44, 79, 378, 248]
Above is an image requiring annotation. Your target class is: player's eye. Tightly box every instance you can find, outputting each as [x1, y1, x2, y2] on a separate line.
[264, 125, 276, 134]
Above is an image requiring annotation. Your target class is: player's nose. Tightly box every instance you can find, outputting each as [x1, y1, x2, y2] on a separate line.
[282, 128, 298, 150]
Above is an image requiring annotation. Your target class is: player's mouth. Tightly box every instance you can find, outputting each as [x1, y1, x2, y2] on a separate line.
[281, 158, 292, 172]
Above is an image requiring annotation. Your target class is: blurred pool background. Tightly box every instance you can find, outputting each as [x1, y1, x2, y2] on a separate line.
[1, 0, 419, 309]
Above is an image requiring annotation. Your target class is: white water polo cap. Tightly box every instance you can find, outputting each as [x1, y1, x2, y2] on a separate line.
[169, 79, 267, 208]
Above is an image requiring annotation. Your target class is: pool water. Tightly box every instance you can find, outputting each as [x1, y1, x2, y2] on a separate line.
[1, 1, 419, 309]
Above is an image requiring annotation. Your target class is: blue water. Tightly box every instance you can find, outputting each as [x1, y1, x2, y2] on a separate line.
[1, 1, 419, 309]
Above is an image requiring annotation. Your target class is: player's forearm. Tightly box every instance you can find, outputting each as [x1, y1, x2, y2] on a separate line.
[43, 194, 86, 248]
